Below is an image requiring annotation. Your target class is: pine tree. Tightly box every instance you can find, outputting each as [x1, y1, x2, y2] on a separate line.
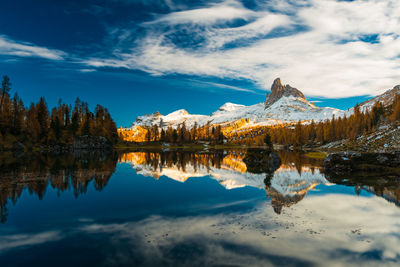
[11, 93, 24, 136]
[172, 129, 178, 143]
[160, 129, 166, 142]
[36, 97, 49, 142]
[0, 75, 11, 111]
[264, 133, 273, 151]
[294, 121, 303, 148]
[390, 95, 400, 122]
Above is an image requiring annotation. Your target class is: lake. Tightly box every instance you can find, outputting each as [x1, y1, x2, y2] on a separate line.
[0, 149, 399, 266]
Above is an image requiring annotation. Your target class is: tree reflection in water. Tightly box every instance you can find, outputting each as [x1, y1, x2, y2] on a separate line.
[120, 149, 400, 214]
[1, 149, 399, 223]
[0, 151, 118, 223]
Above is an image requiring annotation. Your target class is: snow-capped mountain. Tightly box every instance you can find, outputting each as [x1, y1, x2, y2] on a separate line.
[128, 78, 345, 130]
[354, 85, 400, 112]
[343, 84, 400, 117]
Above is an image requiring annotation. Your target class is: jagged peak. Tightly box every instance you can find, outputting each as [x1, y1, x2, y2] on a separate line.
[265, 78, 306, 108]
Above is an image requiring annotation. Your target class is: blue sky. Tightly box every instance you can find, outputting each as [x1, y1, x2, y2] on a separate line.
[0, 0, 399, 126]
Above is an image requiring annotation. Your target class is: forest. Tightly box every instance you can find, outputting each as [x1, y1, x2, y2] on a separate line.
[228, 95, 400, 147]
[3, 73, 400, 150]
[0, 75, 118, 151]
[120, 93, 400, 149]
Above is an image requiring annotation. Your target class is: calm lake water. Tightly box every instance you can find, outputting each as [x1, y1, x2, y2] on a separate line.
[0, 150, 399, 266]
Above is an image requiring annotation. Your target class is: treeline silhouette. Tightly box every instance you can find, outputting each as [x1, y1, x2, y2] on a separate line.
[142, 123, 224, 144]
[0, 75, 118, 150]
[0, 152, 118, 223]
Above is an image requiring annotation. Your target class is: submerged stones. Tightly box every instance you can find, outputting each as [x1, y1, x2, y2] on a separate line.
[324, 151, 400, 177]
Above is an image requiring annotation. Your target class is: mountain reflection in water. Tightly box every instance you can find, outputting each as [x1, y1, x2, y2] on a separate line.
[119, 150, 399, 213]
[0, 149, 400, 266]
[1, 150, 400, 224]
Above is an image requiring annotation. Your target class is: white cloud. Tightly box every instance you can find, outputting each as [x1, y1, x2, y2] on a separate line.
[77, 193, 400, 265]
[0, 35, 66, 60]
[79, 68, 97, 73]
[86, 0, 400, 98]
[0, 231, 62, 251]
[145, 0, 256, 26]
[187, 79, 257, 93]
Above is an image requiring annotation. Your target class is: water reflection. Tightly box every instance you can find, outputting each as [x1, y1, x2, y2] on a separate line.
[0, 152, 117, 223]
[120, 150, 330, 215]
[1, 149, 399, 224]
[119, 150, 400, 213]
[0, 150, 400, 266]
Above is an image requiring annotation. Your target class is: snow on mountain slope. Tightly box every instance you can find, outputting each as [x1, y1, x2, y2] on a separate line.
[346, 85, 400, 115]
[129, 78, 345, 130]
[135, 109, 210, 128]
[124, 79, 400, 138]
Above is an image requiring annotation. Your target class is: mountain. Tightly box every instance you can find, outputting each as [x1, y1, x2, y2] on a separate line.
[264, 78, 305, 107]
[358, 85, 400, 111]
[342, 84, 400, 118]
[121, 78, 345, 141]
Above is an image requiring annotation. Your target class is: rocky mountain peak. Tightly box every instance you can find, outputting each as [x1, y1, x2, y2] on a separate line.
[265, 78, 306, 108]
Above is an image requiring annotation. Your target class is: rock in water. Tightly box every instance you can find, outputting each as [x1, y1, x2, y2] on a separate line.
[243, 148, 282, 174]
[268, 152, 282, 172]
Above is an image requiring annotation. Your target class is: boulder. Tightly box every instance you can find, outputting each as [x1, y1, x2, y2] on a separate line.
[243, 148, 281, 174]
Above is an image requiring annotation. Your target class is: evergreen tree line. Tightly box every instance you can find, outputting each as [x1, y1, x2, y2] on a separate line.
[268, 98, 399, 147]
[216, 96, 400, 148]
[143, 122, 224, 144]
[0, 76, 118, 149]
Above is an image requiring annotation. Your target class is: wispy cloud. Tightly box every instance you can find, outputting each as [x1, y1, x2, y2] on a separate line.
[145, 0, 256, 26]
[0, 231, 62, 252]
[85, 0, 400, 98]
[187, 79, 257, 93]
[0, 35, 66, 60]
[79, 68, 97, 73]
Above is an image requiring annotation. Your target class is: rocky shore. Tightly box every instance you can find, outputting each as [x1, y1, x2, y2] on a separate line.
[324, 151, 400, 177]
[9, 135, 113, 157]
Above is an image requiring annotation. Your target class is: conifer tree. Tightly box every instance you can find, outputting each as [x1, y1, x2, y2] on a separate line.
[0, 75, 11, 111]
[264, 133, 273, 151]
[172, 129, 178, 143]
[36, 97, 49, 142]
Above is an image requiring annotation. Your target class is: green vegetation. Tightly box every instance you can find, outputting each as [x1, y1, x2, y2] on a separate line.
[304, 152, 328, 159]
